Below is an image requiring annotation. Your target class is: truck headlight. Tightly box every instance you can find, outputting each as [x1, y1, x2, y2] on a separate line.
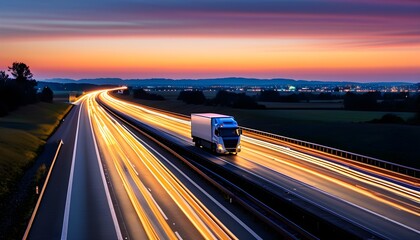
[217, 144, 223, 151]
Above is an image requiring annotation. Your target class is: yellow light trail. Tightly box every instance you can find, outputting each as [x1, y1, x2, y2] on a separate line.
[89, 94, 169, 239]
[243, 129, 419, 188]
[244, 143, 419, 216]
[117, 125, 236, 239]
[243, 136, 420, 205]
[85, 91, 236, 239]
[98, 91, 420, 218]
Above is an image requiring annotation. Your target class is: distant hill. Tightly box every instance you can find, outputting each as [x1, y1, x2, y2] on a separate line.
[41, 78, 78, 84]
[78, 78, 126, 85]
[40, 77, 298, 86]
[39, 77, 417, 88]
[37, 82, 117, 92]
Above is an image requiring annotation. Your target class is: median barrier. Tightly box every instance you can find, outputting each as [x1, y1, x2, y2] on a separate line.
[98, 98, 383, 239]
[117, 101, 419, 179]
[240, 127, 419, 179]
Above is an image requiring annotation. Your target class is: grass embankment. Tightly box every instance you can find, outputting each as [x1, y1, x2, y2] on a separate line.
[113, 92, 419, 169]
[0, 102, 71, 201]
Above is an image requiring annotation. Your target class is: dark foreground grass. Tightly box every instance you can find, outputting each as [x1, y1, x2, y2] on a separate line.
[0, 102, 71, 201]
[113, 93, 419, 169]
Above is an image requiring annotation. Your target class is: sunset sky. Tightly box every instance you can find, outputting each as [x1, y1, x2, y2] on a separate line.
[0, 0, 419, 82]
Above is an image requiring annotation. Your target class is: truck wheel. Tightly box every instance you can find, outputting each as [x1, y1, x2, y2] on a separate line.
[194, 138, 200, 147]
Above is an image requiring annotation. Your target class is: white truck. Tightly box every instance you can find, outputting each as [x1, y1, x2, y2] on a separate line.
[191, 113, 242, 154]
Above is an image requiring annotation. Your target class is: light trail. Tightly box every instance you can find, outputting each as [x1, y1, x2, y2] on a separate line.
[98, 90, 420, 232]
[90, 99, 171, 239]
[85, 91, 237, 239]
[243, 135, 420, 206]
[243, 129, 419, 188]
[243, 143, 419, 216]
[120, 124, 263, 240]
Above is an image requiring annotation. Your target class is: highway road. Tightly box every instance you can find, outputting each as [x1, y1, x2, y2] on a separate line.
[29, 94, 121, 239]
[28, 90, 275, 239]
[99, 90, 420, 239]
[89, 92, 279, 239]
[27, 102, 79, 239]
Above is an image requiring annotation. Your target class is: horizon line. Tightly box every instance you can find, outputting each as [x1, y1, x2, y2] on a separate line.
[37, 77, 419, 84]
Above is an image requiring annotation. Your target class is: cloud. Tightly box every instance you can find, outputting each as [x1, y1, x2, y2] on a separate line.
[0, 0, 419, 48]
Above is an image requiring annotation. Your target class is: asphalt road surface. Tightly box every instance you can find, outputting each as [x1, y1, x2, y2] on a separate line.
[99, 90, 420, 239]
[29, 97, 121, 239]
[27, 90, 419, 239]
[28, 91, 276, 239]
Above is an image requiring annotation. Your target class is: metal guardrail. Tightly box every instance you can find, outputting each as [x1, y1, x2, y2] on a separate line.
[240, 127, 420, 179]
[113, 95, 419, 179]
[101, 98, 386, 239]
[98, 100, 315, 239]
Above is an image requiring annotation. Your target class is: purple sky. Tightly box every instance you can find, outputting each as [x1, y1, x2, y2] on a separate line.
[0, 0, 419, 82]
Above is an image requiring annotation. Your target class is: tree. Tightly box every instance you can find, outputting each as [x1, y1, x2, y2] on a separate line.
[0, 71, 9, 116]
[177, 90, 206, 104]
[211, 90, 265, 109]
[8, 62, 33, 82]
[0, 71, 8, 82]
[369, 113, 405, 124]
[0, 70, 8, 88]
[39, 86, 54, 103]
[259, 90, 279, 102]
[133, 89, 165, 100]
[8, 62, 37, 105]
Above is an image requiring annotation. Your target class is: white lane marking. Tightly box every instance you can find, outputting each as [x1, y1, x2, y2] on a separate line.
[88, 99, 123, 240]
[127, 159, 139, 176]
[61, 102, 83, 239]
[303, 181, 420, 235]
[114, 103, 418, 237]
[23, 140, 64, 239]
[174, 231, 183, 240]
[122, 125, 262, 240]
[239, 147, 420, 236]
[146, 190, 169, 220]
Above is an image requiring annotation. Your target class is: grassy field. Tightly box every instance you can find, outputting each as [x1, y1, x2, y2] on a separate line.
[260, 101, 344, 109]
[0, 102, 71, 200]
[239, 109, 415, 123]
[113, 93, 419, 169]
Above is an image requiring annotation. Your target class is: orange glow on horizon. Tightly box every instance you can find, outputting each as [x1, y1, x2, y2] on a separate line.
[1, 37, 419, 81]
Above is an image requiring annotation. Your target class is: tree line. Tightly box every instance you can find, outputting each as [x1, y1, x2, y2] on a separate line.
[259, 90, 420, 112]
[123, 87, 420, 124]
[0, 62, 53, 117]
[259, 91, 339, 102]
[128, 88, 265, 109]
[175, 89, 420, 112]
[133, 88, 165, 101]
[177, 90, 265, 109]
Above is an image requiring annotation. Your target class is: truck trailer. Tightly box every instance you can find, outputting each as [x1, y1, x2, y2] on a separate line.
[191, 113, 242, 154]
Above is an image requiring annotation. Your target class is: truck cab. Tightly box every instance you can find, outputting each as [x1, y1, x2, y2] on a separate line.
[191, 113, 242, 154]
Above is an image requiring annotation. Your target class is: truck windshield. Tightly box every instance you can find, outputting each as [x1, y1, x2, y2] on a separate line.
[218, 128, 240, 137]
